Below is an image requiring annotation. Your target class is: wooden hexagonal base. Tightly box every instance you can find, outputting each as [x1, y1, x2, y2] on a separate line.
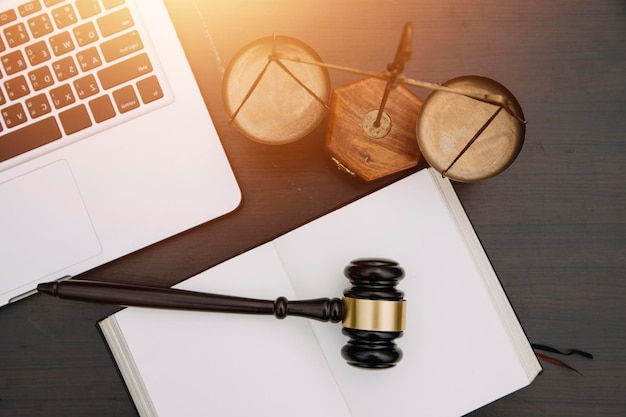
[325, 77, 422, 181]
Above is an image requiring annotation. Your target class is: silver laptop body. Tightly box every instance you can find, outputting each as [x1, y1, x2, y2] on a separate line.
[0, 0, 241, 305]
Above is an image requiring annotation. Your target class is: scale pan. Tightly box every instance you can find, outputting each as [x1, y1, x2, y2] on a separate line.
[223, 36, 331, 145]
[417, 76, 525, 182]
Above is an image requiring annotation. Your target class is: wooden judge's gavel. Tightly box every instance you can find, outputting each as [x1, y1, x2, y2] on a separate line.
[38, 259, 406, 369]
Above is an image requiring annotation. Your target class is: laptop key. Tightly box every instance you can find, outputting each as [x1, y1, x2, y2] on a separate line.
[97, 52, 152, 89]
[4, 22, 30, 48]
[25, 93, 52, 118]
[137, 75, 163, 104]
[75, 0, 101, 20]
[49, 83, 75, 109]
[97, 7, 133, 37]
[0, 10, 18, 27]
[24, 40, 51, 65]
[112, 84, 138, 113]
[26, 13, 54, 38]
[76, 46, 102, 71]
[73, 74, 99, 99]
[49, 30, 74, 56]
[88, 94, 115, 123]
[59, 103, 91, 134]
[100, 30, 143, 63]
[4, 75, 31, 100]
[43, 0, 65, 6]
[102, 0, 126, 11]
[0, 116, 62, 163]
[51, 4, 78, 29]
[1, 50, 28, 75]
[2, 102, 27, 127]
[18, 1, 42, 18]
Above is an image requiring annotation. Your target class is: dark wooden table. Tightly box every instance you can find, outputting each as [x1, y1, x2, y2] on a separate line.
[1, 0, 624, 415]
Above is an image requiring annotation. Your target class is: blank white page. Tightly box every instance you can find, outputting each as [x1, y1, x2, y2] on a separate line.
[108, 243, 350, 417]
[274, 169, 539, 417]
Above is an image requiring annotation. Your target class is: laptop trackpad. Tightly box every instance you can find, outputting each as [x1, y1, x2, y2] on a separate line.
[0, 160, 102, 296]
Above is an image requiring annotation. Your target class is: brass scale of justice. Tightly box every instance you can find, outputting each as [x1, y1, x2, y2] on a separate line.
[222, 22, 527, 182]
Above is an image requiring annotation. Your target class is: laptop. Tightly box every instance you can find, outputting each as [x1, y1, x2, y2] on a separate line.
[0, 0, 241, 306]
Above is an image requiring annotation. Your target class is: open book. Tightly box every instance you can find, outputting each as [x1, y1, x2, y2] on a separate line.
[99, 168, 541, 417]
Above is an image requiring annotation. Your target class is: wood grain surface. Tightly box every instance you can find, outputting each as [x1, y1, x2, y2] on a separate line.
[1, 0, 624, 416]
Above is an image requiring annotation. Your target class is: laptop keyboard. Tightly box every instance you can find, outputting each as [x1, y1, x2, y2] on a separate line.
[0, 0, 171, 165]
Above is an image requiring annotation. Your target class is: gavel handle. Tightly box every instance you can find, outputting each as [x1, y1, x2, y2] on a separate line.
[37, 279, 344, 323]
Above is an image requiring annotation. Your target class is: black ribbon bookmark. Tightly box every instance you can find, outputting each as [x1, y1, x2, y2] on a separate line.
[532, 343, 594, 375]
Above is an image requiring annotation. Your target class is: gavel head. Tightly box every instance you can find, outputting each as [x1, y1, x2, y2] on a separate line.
[341, 259, 406, 369]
